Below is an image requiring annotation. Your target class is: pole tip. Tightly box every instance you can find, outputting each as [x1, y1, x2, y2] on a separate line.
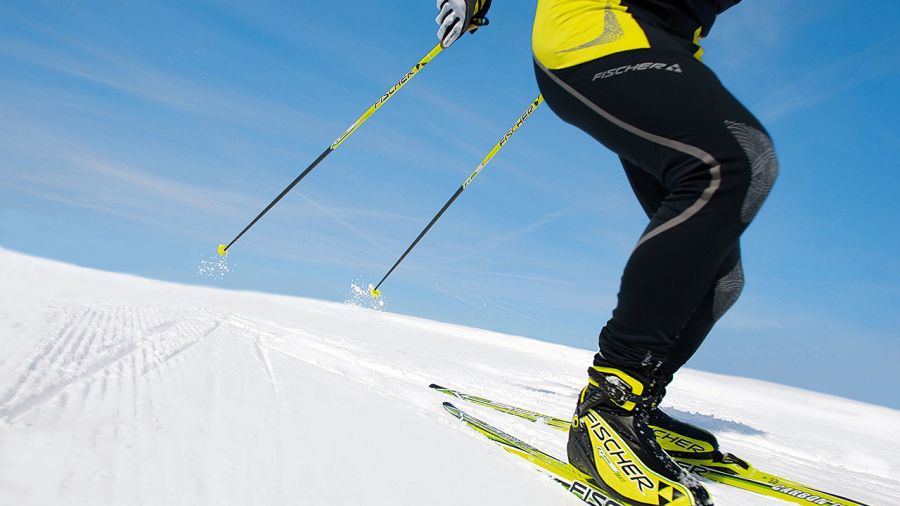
[217, 244, 228, 257]
[369, 287, 381, 298]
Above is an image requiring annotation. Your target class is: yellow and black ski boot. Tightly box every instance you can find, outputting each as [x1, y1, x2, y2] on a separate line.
[567, 364, 713, 506]
[649, 401, 720, 460]
[648, 400, 755, 475]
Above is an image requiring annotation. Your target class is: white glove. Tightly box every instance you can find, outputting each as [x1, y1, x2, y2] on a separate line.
[436, 0, 469, 48]
[436, 0, 491, 48]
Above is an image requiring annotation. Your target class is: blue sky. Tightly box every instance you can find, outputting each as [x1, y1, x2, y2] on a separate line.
[1, 1, 898, 409]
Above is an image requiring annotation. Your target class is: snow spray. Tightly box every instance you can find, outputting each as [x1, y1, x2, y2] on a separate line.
[196, 254, 232, 280]
[346, 280, 385, 310]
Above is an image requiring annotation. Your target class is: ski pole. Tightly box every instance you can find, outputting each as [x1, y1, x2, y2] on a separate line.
[216, 43, 446, 257]
[369, 95, 544, 297]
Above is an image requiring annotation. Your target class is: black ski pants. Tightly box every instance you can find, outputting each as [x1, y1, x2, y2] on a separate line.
[535, 48, 778, 381]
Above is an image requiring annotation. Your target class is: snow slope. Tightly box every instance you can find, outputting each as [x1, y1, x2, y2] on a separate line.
[1, 248, 898, 506]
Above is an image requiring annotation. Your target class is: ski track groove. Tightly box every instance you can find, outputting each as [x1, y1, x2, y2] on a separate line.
[43, 306, 87, 368]
[139, 318, 224, 378]
[0, 305, 228, 423]
[0, 306, 88, 409]
[249, 334, 285, 504]
[0, 342, 140, 421]
[68, 306, 99, 373]
[252, 337, 281, 401]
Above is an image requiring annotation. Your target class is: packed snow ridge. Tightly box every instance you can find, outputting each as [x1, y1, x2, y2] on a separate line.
[1, 248, 898, 505]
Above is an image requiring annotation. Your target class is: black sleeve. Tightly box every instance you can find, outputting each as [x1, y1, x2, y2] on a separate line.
[715, 0, 743, 15]
[466, 0, 492, 26]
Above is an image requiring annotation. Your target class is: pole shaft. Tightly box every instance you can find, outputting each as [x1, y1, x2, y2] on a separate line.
[331, 44, 444, 150]
[462, 96, 544, 190]
[374, 186, 464, 291]
[372, 96, 544, 292]
[222, 43, 445, 253]
[224, 147, 331, 252]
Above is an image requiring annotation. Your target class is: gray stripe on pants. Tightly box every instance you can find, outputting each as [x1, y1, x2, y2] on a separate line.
[536, 61, 722, 249]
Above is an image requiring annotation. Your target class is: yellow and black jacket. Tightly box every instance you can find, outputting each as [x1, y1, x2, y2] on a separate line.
[533, 0, 742, 69]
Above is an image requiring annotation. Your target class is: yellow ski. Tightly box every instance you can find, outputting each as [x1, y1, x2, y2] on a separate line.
[443, 402, 634, 506]
[432, 384, 868, 506]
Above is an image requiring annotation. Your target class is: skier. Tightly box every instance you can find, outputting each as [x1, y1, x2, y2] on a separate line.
[436, 1, 778, 505]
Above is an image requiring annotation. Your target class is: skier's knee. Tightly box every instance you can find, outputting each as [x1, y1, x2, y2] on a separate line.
[724, 120, 779, 225]
[712, 260, 744, 321]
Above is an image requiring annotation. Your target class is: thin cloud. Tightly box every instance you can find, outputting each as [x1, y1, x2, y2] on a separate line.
[428, 280, 546, 325]
[294, 193, 387, 253]
[445, 207, 569, 263]
[0, 36, 335, 139]
[0, 127, 250, 220]
[0, 126, 405, 257]
[757, 39, 900, 123]
[431, 268, 574, 286]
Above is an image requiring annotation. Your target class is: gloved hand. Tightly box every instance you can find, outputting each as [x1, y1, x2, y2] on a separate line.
[435, 0, 492, 48]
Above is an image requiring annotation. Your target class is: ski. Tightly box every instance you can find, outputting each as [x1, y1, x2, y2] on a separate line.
[432, 384, 868, 506]
[442, 401, 635, 506]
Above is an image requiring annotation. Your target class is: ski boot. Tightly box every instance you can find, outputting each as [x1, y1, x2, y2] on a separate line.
[648, 396, 753, 476]
[567, 363, 713, 506]
[648, 390, 720, 460]
[648, 408, 752, 476]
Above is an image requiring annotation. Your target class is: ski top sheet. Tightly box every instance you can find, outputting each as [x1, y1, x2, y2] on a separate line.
[442, 401, 636, 506]
[431, 384, 869, 506]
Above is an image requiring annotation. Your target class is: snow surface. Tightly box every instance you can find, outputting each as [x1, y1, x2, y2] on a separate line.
[1, 248, 898, 506]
